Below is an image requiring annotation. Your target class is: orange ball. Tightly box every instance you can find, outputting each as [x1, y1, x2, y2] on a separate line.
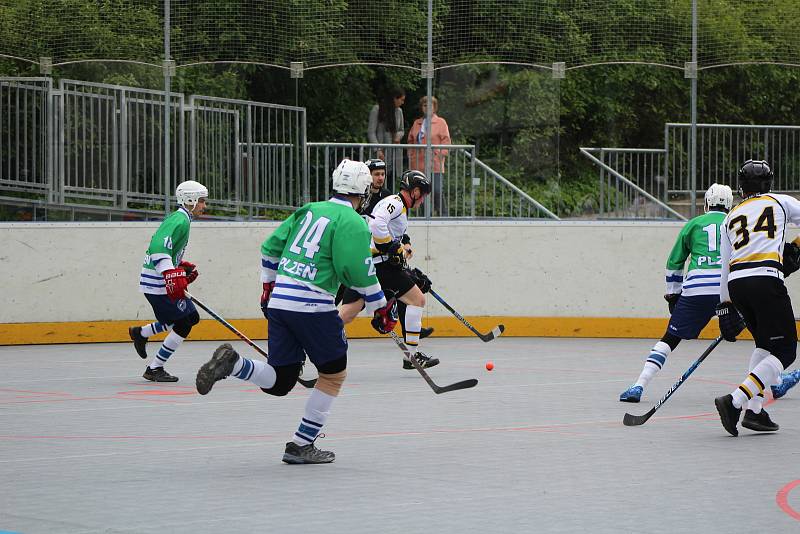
[485, 361, 494, 371]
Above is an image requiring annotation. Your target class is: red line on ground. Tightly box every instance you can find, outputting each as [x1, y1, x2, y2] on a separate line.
[776, 479, 800, 521]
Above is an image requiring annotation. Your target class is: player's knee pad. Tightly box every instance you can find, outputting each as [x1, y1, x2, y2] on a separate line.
[316, 369, 347, 397]
[260, 363, 303, 396]
[660, 332, 681, 351]
[172, 312, 199, 338]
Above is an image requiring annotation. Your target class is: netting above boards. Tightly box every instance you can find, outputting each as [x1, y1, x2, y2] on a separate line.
[0, 1, 799, 70]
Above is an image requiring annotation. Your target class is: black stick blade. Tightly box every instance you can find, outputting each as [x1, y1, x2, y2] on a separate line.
[623, 407, 656, 426]
[434, 378, 479, 394]
[297, 377, 317, 389]
[480, 324, 505, 342]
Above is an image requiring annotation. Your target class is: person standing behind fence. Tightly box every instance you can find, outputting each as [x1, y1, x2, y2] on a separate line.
[367, 88, 406, 183]
[407, 96, 451, 216]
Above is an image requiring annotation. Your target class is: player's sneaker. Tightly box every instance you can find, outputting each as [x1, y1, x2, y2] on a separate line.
[403, 352, 440, 370]
[196, 343, 238, 395]
[770, 369, 800, 399]
[741, 409, 779, 432]
[619, 385, 643, 403]
[714, 394, 741, 437]
[129, 326, 148, 359]
[143, 366, 178, 382]
[282, 440, 335, 464]
[420, 327, 434, 340]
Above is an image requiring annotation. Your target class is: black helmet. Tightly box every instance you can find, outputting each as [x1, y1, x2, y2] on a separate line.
[399, 170, 431, 195]
[738, 159, 774, 195]
[365, 158, 386, 172]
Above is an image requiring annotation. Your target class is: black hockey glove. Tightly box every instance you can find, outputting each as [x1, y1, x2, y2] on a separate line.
[664, 293, 680, 315]
[783, 242, 800, 278]
[409, 268, 432, 294]
[715, 301, 746, 342]
[376, 239, 404, 266]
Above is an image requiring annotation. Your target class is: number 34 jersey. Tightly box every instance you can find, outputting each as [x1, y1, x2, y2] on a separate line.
[721, 193, 800, 287]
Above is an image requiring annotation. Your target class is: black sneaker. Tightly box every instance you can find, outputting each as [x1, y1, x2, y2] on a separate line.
[714, 394, 741, 437]
[402, 351, 440, 370]
[741, 409, 779, 432]
[196, 343, 239, 395]
[282, 440, 335, 464]
[143, 366, 178, 382]
[420, 327, 434, 340]
[129, 326, 147, 359]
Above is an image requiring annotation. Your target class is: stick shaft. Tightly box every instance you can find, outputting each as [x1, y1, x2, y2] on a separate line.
[185, 291, 268, 359]
[428, 288, 482, 336]
[623, 336, 722, 426]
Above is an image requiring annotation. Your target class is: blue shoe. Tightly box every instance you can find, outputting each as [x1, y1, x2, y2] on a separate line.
[770, 369, 800, 399]
[620, 385, 643, 403]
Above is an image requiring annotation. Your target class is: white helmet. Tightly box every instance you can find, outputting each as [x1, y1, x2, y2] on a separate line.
[331, 159, 371, 197]
[704, 183, 733, 212]
[176, 180, 208, 209]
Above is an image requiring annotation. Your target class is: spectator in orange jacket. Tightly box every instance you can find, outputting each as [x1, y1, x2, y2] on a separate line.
[407, 96, 451, 216]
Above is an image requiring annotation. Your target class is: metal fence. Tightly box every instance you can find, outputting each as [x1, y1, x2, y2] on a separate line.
[582, 123, 800, 219]
[1, 78, 51, 199]
[666, 123, 800, 194]
[307, 143, 557, 219]
[581, 148, 683, 220]
[1, 77, 556, 221]
[1, 77, 307, 218]
[189, 95, 306, 218]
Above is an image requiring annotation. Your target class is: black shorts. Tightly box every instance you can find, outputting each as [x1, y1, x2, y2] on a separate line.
[340, 261, 416, 305]
[728, 276, 797, 368]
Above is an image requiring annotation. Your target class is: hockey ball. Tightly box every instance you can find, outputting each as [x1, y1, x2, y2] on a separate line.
[485, 361, 494, 371]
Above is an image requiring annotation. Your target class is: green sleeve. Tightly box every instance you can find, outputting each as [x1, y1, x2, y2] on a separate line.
[332, 215, 380, 289]
[261, 210, 299, 257]
[666, 222, 692, 270]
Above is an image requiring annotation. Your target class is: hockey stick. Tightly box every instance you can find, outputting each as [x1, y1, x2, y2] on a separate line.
[388, 331, 478, 394]
[623, 336, 723, 426]
[185, 291, 317, 389]
[428, 288, 505, 342]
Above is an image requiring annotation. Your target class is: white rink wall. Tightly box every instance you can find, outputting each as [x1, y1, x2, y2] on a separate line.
[3, 220, 800, 324]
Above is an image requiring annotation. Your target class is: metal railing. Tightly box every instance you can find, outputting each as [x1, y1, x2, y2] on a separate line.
[0, 78, 52, 199]
[189, 95, 306, 218]
[307, 143, 558, 219]
[583, 123, 800, 219]
[666, 123, 800, 193]
[2, 77, 554, 220]
[581, 147, 685, 220]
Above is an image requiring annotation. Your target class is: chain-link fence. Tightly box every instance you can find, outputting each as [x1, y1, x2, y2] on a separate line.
[2, 1, 800, 220]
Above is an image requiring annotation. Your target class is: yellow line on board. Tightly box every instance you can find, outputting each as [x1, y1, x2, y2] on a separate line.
[0, 316, 776, 345]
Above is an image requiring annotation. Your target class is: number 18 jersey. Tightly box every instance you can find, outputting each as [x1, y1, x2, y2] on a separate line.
[665, 210, 726, 297]
[722, 194, 800, 283]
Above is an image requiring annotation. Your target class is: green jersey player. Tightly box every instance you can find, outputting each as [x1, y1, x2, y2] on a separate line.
[620, 183, 733, 403]
[195, 160, 398, 464]
[128, 180, 208, 382]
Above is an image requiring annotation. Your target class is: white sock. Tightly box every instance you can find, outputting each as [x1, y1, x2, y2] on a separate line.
[749, 348, 770, 372]
[141, 322, 171, 338]
[148, 331, 184, 369]
[747, 393, 765, 414]
[292, 388, 335, 446]
[404, 304, 424, 349]
[731, 354, 784, 408]
[231, 357, 277, 389]
[635, 341, 672, 389]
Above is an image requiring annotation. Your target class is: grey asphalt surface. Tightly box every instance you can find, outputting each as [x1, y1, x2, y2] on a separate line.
[1, 337, 799, 533]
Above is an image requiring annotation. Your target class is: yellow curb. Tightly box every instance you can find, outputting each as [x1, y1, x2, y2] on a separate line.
[0, 316, 767, 345]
